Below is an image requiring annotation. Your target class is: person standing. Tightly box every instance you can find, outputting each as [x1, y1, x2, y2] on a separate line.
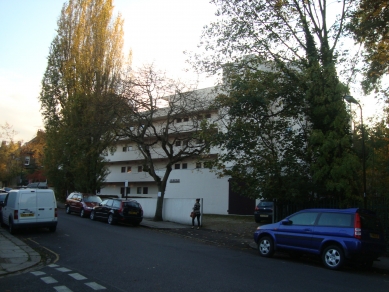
[192, 198, 201, 229]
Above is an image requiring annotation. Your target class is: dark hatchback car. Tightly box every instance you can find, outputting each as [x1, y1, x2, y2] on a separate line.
[90, 198, 143, 226]
[254, 201, 274, 223]
[254, 208, 386, 270]
[65, 192, 102, 218]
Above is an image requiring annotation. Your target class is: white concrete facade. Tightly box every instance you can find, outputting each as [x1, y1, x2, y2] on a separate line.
[100, 87, 232, 215]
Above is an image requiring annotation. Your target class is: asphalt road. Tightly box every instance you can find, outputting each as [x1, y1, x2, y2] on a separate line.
[0, 209, 388, 292]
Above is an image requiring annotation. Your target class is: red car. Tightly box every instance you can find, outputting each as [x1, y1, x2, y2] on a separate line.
[65, 192, 102, 218]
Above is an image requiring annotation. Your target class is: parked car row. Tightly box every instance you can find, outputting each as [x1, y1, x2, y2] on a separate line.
[253, 207, 387, 270]
[65, 192, 143, 226]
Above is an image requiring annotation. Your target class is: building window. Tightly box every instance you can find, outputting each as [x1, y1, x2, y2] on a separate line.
[176, 118, 182, 123]
[184, 117, 189, 122]
[175, 141, 181, 146]
[137, 187, 142, 194]
[24, 156, 30, 166]
[175, 164, 180, 169]
[127, 166, 132, 173]
[143, 187, 148, 194]
[182, 163, 187, 169]
[196, 162, 202, 169]
[120, 187, 130, 197]
[205, 113, 211, 119]
[138, 166, 143, 172]
[123, 146, 133, 152]
[121, 167, 126, 173]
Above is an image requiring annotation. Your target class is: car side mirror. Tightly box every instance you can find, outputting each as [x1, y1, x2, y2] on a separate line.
[99, 203, 102, 206]
[281, 219, 292, 225]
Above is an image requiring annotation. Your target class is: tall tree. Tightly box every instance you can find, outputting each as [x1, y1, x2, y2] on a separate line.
[194, 0, 361, 201]
[0, 123, 23, 187]
[39, 0, 125, 197]
[117, 65, 217, 221]
[349, 0, 389, 94]
[212, 62, 313, 201]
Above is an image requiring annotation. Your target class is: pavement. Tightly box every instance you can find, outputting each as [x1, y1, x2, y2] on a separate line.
[1, 213, 389, 277]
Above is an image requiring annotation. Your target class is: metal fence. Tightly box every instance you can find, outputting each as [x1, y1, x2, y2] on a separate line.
[273, 198, 389, 256]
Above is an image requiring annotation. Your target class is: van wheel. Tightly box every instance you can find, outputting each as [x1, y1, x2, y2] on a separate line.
[258, 236, 274, 257]
[8, 218, 15, 235]
[49, 226, 56, 232]
[322, 245, 344, 270]
[66, 206, 71, 214]
[108, 214, 115, 225]
[80, 209, 85, 218]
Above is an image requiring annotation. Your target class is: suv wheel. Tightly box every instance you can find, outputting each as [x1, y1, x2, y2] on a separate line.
[108, 214, 115, 225]
[258, 236, 274, 257]
[322, 245, 344, 270]
[66, 206, 71, 214]
[80, 209, 85, 218]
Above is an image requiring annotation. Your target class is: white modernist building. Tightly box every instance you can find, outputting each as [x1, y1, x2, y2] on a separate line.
[100, 87, 254, 215]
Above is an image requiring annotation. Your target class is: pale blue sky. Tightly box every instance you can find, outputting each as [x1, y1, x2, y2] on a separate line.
[0, 0, 216, 142]
[0, 0, 381, 143]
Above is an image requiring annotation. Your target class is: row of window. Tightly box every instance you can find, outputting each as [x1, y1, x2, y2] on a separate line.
[120, 162, 206, 173]
[175, 113, 211, 123]
[120, 187, 148, 196]
[122, 139, 203, 152]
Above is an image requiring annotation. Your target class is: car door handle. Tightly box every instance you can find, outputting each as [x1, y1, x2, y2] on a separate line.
[303, 228, 312, 232]
[38, 208, 45, 210]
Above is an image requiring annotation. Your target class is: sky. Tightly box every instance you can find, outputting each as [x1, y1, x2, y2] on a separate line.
[0, 0, 217, 142]
[0, 0, 383, 143]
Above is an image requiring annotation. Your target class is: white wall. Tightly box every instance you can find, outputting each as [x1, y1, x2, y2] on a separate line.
[136, 197, 203, 225]
[164, 169, 229, 215]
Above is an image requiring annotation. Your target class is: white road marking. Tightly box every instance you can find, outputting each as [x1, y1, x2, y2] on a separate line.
[56, 267, 72, 272]
[41, 276, 58, 284]
[54, 286, 73, 292]
[31, 271, 46, 276]
[85, 282, 107, 290]
[69, 273, 87, 280]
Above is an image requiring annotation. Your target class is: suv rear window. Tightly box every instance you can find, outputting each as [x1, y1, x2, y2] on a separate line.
[258, 201, 273, 207]
[124, 201, 140, 208]
[317, 213, 353, 227]
[112, 200, 121, 208]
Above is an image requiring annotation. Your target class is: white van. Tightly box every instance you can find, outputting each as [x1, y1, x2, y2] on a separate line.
[0, 188, 58, 234]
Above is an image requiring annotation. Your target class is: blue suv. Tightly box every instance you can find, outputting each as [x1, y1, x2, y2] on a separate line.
[253, 208, 386, 270]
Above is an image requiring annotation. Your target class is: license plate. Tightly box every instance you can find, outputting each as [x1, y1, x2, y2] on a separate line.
[260, 215, 269, 218]
[370, 233, 380, 239]
[129, 211, 137, 215]
[21, 213, 34, 217]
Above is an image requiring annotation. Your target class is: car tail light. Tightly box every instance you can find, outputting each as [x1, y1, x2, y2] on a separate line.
[55, 208, 58, 218]
[14, 210, 18, 220]
[354, 213, 362, 239]
[255, 206, 259, 211]
[118, 202, 123, 213]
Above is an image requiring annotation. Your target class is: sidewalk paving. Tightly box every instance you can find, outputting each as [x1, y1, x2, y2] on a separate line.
[1, 216, 388, 277]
